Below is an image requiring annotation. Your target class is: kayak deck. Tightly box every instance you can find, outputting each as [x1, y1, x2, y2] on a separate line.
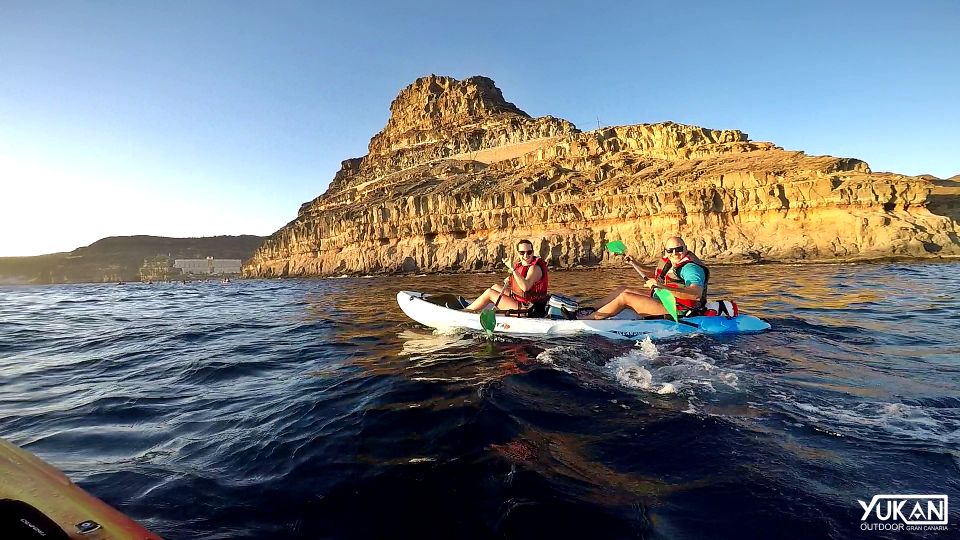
[0, 438, 161, 539]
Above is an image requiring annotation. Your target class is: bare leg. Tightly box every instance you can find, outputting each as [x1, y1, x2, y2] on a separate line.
[588, 285, 645, 308]
[585, 290, 668, 320]
[463, 284, 524, 312]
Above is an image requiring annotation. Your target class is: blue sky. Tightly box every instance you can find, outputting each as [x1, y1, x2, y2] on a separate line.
[1, 0, 957, 256]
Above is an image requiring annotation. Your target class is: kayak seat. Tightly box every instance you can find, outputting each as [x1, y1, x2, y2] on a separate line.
[575, 307, 597, 318]
[425, 294, 466, 310]
[527, 299, 549, 318]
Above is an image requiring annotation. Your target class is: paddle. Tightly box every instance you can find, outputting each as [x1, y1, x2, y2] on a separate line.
[655, 287, 680, 322]
[480, 307, 496, 336]
[480, 275, 510, 336]
[606, 240, 627, 255]
[605, 240, 680, 323]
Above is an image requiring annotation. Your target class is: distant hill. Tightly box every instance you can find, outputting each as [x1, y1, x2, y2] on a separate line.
[0, 235, 266, 284]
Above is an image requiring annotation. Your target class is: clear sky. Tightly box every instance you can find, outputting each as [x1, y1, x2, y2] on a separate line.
[1, 0, 957, 256]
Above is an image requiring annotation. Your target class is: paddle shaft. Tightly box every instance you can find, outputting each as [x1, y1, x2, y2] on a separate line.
[493, 287, 506, 308]
[605, 242, 680, 322]
[480, 272, 513, 334]
[494, 266, 515, 308]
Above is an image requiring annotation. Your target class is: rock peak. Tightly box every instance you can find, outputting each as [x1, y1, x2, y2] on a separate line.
[323, 75, 576, 196]
[368, 75, 530, 156]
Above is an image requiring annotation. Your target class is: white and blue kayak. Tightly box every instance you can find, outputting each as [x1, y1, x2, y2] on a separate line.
[397, 291, 770, 340]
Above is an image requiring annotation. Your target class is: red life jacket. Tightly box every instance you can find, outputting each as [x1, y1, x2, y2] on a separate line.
[653, 252, 709, 310]
[510, 257, 549, 304]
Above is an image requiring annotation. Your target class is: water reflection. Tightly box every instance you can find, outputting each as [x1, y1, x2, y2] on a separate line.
[3, 261, 957, 538]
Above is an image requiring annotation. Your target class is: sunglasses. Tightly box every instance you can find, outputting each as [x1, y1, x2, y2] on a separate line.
[664, 246, 685, 254]
[518, 249, 533, 255]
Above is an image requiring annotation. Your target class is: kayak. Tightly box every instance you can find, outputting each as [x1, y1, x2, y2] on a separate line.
[0, 438, 161, 539]
[397, 290, 770, 339]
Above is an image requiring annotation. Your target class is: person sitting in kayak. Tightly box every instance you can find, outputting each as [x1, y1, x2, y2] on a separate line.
[463, 239, 549, 312]
[585, 236, 708, 320]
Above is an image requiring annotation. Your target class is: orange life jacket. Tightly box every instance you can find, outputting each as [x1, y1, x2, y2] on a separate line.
[510, 257, 549, 304]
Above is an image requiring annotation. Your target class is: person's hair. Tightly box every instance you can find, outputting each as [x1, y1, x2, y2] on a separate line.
[516, 239, 533, 250]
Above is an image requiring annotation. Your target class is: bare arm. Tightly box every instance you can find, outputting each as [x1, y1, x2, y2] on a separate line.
[501, 258, 543, 292]
[512, 265, 543, 291]
[657, 282, 703, 301]
[640, 276, 703, 300]
[624, 255, 652, 279]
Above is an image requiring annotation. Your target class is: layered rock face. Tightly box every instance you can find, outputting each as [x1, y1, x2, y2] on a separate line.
[245, 75, 960, 277]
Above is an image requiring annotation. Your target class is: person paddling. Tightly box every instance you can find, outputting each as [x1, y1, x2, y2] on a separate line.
[585, 236, 708, 320]
[463, 239, 549, 313]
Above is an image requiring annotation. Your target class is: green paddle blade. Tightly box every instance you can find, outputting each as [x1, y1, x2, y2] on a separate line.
[606, 240, 627, 254]
[655, 288, 679, 322]
[480, 307, 496, 335]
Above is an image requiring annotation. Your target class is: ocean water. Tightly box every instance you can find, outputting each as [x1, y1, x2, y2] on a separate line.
[1, 262, 958, 539]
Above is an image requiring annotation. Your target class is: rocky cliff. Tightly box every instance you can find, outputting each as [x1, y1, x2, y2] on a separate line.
[245, 75, 960, 277]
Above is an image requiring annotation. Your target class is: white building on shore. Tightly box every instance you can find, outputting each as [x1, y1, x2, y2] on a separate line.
[174, 257, 242, 275]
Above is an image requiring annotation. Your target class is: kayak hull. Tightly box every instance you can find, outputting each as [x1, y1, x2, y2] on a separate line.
[397, 291, 770, 339]
[0, 438, 161, 539]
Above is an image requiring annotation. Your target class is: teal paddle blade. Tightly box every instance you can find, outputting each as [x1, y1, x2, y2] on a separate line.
[655, 288, 679, 322]
[606, 240, 627, 254]
[480, 307, 496, 336]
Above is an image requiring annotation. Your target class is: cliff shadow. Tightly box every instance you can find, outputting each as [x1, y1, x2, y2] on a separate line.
[928, 179, 960, 226]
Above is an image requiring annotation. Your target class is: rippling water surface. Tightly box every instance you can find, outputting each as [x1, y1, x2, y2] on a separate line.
[1, 262, 959, 539]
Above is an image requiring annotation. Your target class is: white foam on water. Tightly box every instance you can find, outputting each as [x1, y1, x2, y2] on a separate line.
[533, 346, 581, 375]
[690, 380, 717, 393]
[636, 336, 658, 358]
[535, 346, 581, 365]
[603, 340, 741, 397]
[775, 392, 960, 445]
[657, 382, 676, 395]
[603, 337, 660, 390]
[613, 363, 653, 390]
[398, 329, 472, 356]
[410, 376, 476, 382]
[720, 372, 740, 388]
[433, 327, 465, 337]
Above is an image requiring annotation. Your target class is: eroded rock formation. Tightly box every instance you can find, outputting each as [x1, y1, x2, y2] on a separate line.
[245, 75, 960, 277]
